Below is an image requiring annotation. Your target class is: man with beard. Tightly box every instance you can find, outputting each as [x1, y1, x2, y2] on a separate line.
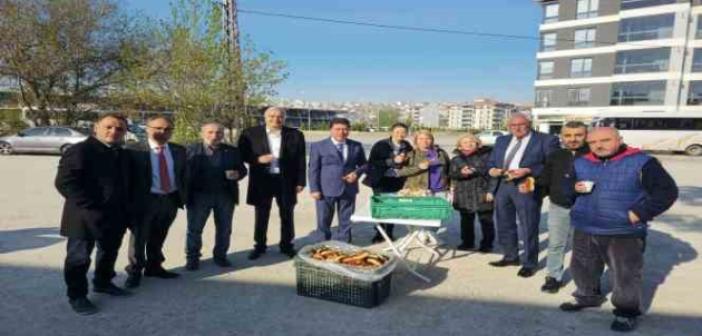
[125, 115, 187, 288]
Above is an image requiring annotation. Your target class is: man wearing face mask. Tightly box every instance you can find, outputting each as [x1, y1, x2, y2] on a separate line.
[184, 122, 247, 270]
[124, 115, 187, 288]
[528, 121, 589, 293]
[55, 113, 132, 315]
[363, 122, 412, 242]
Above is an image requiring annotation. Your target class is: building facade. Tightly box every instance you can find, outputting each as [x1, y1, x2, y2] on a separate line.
[473, 98, 516, 130]
[534, 0, 702, 132]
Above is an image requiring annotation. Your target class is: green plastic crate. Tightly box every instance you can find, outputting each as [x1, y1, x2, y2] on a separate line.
[370, 195, 452, 220]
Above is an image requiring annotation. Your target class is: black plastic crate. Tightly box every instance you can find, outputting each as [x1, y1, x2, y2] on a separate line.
[295, 259, 391, 308]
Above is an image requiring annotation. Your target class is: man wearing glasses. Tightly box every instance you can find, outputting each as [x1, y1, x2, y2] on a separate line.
[487, 113, 559, 278]
[124, 115, 187, 288]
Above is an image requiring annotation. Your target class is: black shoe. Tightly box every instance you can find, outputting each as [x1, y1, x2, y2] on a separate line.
[69, 297, 98, 315]
[214, 257, 232, 267]
[611, 316, 638, 332]
[280, 248, 297, 258]
[540, 276, 562, 293]
[371, 235, 385, 243]
[93, 283, 131, 296]
[144, 267, 180, 279]
[559, 301, 603, 312]
[456, 243, 475, 251]
[248, 249, 265, 260]
[124, 274, 141, 289]
[478, 246, 493, 253]
[517, 267, 536, 278]
[185, 259, 199, 271]
[489, 258, 520, 267]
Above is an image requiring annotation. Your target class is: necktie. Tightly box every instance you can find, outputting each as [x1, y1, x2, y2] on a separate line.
[503, 138, 523, 169]
[336, 143, 344, 161]
[158, 147, 171, 193]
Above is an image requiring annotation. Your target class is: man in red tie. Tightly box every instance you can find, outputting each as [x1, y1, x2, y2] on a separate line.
[124, 115, 187, 288]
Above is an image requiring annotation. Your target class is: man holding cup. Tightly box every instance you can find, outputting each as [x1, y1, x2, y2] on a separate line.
[184, 122, 247, 270]
[561, 127, 678, 333]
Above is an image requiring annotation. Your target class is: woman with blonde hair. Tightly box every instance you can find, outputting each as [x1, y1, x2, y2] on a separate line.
[449, 133, 495, 252]
[397, 129, 450, 194]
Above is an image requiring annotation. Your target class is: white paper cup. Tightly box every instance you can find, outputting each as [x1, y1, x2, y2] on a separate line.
[579, 181, 595, 193]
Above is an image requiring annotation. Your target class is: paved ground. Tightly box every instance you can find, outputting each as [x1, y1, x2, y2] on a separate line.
[1, 137, 701, 336]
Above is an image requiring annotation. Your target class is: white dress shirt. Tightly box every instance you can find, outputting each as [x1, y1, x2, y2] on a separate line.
[266, 128, 282, 174]
[330, 137, 348, 162]
[148, 139, 177, 194]
[505, 131, 532, 170]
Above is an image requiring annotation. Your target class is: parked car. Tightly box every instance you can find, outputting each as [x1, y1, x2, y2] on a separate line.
[0, 126, 88, 155]
[126, 124, 147, 143]
[476, 130, 505, 146]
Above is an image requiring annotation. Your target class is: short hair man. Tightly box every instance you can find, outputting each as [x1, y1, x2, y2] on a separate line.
[124, 115, 187, 288]
[184, 122, 248, 270]
[308, 118, 368, 242]
[238, 107, 307, 260]
[531, 121, 589, 293]
[55, 113, 132, 315]
[560, 127, 678, 332]
[487, 113, 560, 277]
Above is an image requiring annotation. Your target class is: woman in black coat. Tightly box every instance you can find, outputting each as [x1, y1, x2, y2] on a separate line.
[363, 123, 412, 242]
[449, 133, 495, 252]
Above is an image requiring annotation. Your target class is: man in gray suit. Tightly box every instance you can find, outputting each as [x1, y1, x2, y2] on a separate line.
[308, 118, 367, 242]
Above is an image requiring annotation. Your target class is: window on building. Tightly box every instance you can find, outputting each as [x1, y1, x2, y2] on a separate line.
[621, 0, 675, 10]
[570, 58, 593, 77]
[697, 16, 702, 39]
[535, 89, 553, 108]
[544, 3, 559, 23]
[568, 88, 591, 106]
[692, 49, 702, 72]
[688, 81, 702, 105]
[614, 48, 670, 74]
[577, 0, 599, 19]
[541, 33, 557, 51]
[538, 61, 554, 79]
[610, 81, 666, 105]
[574, 28, 597, 49]
[618, 14, 674, 42]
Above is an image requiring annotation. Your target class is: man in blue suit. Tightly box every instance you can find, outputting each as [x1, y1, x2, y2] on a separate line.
[308, 118, 367, 242]
[487, 113, 559, 277]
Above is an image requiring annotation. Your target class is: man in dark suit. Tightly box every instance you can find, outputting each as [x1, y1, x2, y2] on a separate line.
[238, 107, 306, 259]
[55, 113, 132, 315]
[185, 122, 247, 270]
[124, 115, 187, 288]
[487, 113, 559, 277]
[308, 118, 367, 242]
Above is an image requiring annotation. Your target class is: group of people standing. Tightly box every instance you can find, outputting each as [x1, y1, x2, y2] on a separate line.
[55, 107, 678, 333]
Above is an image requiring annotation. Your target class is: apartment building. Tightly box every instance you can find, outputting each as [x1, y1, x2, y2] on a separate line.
[474, 98, 516, 130]
[534, 0, 702, 132]
[447, 104, 476, 129]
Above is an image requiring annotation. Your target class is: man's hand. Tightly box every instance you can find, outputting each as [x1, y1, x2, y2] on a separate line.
[460, 166, 473, 176]
[310, 192, 322, 200]
[517, 183, 529, 194]
[296, 186, 304, 193]
[488, 168, 504, 177]
[258, 154, 274, 164]
[507, 168, 531, 179]
[225, 170, 240, 181]
[628, 211, 640, 224]
[418, 161, 430, 170]
[485, 193, 494, 202]
[393, 153, 406, 164]
[343, 172, 358, 184]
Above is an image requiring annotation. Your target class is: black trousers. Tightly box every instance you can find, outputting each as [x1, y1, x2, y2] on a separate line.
[64, 225, 126, 300]
[571, 229, 645, 318]
[253, 175, 295, 252]
[459, 210, 495, 248]
[126, 193, 178, 274]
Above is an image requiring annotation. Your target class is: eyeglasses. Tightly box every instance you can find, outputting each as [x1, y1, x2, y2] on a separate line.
[148, 126, 173, 132]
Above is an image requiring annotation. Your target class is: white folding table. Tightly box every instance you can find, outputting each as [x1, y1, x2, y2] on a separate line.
[350, 197, 443, 283]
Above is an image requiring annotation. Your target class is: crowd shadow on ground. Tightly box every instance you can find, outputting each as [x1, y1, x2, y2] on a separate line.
[1, 263, 701, 336]
[0, 227, 62, 254]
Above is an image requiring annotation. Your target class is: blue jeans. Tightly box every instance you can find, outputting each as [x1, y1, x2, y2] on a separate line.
[186, 192, 235, 260]
[546, 202, 573, 281]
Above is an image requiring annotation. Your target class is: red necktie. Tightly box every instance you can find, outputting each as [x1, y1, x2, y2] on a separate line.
[158, 147, 171, 193]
